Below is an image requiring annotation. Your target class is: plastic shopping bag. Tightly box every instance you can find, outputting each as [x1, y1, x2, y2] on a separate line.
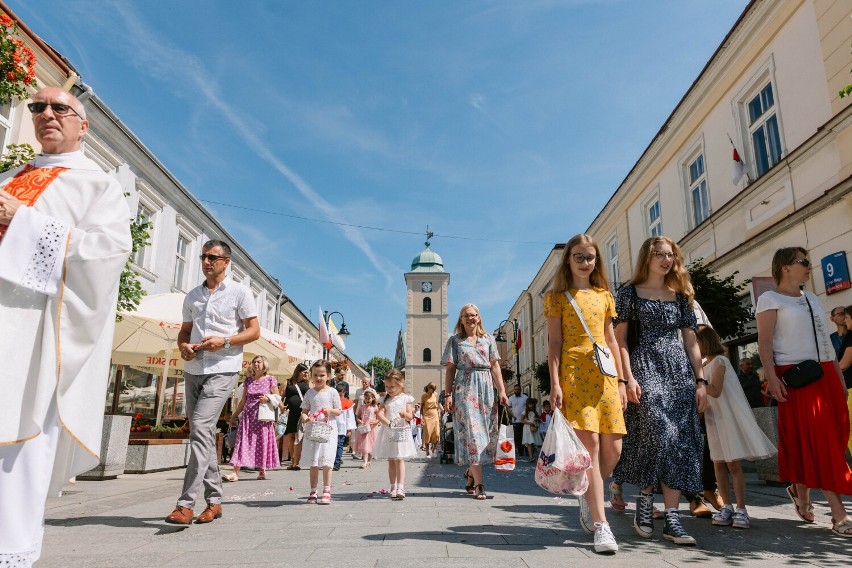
[534, 410, 591, 495]
[495, 424, 516, 473]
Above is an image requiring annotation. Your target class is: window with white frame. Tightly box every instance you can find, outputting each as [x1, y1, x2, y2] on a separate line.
[647, 199, 662, 237]
[132, 202, 154, 268]
[607, 236, 620, 286]
[687, 153, 710, 226]
[0, 102, 13, 149]
[747, 82, 782, 177]
[172, 234, 190, 291]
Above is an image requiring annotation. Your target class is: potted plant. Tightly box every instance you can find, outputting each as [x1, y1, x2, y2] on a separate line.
[0, 12, 37, 104]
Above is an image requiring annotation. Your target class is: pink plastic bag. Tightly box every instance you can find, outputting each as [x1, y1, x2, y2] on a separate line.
[534, 410, 591, 495]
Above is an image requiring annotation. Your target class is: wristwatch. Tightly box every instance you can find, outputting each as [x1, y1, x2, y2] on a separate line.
[224, 336, 231, 349]
[695, 378, 708, 386]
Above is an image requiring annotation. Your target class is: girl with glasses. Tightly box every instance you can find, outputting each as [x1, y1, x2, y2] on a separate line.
[756, 247, 852, 536]
[546, 233, 625, 553]
[611, 236, 706, 546]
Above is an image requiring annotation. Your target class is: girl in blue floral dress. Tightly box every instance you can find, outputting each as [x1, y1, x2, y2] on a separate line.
[442, 303, 509, 500]
[612, 237, 708, 546]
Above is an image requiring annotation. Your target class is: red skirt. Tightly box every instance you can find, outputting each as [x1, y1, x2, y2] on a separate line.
[775, 361, 852, 495]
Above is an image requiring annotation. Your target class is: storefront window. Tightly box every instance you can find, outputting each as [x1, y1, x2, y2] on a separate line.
[107, 365, 187, 421]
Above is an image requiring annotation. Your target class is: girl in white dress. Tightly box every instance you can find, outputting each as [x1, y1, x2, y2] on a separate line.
[373, 370, 418, 499]
[697, 327, 776, 529]
[300, 360, 342, 505]
[521, 399, 539, 462]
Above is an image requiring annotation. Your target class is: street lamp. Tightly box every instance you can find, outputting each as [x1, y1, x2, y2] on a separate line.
[495, 318, 520, 386]
[323, 310, 350, 360]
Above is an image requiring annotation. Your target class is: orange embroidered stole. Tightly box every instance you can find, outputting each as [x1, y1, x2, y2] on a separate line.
[0, 165, 67, 242]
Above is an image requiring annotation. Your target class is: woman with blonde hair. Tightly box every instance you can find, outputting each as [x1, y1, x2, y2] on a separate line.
[421, 382, 440, 457]
[546, 233, 626, 553]
[612, 236, 707, 546]
[225, 356, 281, 481]
[442, 304, 509, 500]
[756, 247, 852, 536]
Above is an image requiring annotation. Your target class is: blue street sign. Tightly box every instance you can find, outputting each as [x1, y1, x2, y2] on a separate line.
[822, 251, 850, 295]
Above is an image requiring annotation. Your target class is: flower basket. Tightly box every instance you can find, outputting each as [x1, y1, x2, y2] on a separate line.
[388, 419, 409, 442]
[305, 420, 333, 443]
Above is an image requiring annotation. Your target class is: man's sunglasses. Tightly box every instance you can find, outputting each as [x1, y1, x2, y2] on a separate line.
[199, 254, 229, 262]
[27, 102, 83, 119]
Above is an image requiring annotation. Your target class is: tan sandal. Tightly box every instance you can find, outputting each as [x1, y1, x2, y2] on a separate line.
[222, 472, 239, 482]
[609, 482, 626, 511]
[786, 485, 815, 523]
[831, 517, 852, 536]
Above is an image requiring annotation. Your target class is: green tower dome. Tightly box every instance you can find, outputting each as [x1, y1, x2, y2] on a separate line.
[410, 245, 444, 272]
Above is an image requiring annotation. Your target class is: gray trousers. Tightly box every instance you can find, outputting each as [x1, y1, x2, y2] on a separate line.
[178, 371, 237, 509]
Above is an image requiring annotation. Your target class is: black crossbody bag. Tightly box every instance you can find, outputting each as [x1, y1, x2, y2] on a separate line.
[780, 295, 824, 389]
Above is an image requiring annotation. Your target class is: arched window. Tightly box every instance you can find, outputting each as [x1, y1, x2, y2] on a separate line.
[423, 348, 432, 362]
[423, 297, 432, 312]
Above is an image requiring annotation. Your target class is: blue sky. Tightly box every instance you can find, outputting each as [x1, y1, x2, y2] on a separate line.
[10, 0, 748, 363]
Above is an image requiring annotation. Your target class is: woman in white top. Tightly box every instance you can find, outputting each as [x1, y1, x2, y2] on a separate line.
[756, 247, 852, 537]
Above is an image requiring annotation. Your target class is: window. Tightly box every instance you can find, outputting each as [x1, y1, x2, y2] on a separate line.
[172, 234, 190, 290]
[647, 199, 662, 237]
[0, 102, 13, 149]
[607, 236, 620, 287]
[688, 153, 710, 226]
[423, 348, 432, 362]
[132, 203, 153, 268]
[747, 83, 782, 177]
[423, 297, 431, 312]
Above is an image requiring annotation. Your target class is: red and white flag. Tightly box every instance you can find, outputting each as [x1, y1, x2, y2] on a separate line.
[318, 305, 332, 350]
[732, 146, 748, 185]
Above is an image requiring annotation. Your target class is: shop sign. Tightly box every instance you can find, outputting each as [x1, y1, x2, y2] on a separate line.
[822, 252, 851, 295]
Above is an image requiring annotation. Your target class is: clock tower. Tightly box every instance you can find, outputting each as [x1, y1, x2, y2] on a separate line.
[403, 239, 449, 396]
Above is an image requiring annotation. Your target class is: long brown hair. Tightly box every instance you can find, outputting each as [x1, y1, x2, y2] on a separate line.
[630, 236, 694, 304]
[453, 303, 487, 337]
[288, 362, 309, 385]
[550, 233, 610, 294]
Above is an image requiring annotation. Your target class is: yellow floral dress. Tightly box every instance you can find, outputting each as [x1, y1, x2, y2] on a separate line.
[544, 288, 625, 434]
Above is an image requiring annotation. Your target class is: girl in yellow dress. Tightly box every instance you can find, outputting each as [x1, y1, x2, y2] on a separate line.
[545, 233, 626, 554]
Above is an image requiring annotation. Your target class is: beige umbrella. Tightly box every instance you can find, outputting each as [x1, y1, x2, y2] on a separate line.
[113, 293, 302, 424]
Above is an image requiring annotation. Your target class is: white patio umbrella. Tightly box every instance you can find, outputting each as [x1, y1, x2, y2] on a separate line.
[113, 293, 303, 424]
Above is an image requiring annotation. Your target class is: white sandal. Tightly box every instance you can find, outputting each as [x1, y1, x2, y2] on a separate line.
[222, 472, 239, 482]
[832, 518, 852, 536]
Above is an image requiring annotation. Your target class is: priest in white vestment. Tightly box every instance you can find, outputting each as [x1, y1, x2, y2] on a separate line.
[0, 87, 132, 566]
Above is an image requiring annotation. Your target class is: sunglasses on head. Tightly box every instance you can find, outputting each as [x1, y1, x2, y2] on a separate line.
[27, 102, 83, 119]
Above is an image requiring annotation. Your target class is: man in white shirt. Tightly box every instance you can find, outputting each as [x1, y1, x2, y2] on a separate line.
[507, 384, 528, 456]
[0, 88, 132, 566]
[165, 240, 259, 525]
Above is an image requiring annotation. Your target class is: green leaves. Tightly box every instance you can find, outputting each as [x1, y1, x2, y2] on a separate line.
[687, 259, 752, 340]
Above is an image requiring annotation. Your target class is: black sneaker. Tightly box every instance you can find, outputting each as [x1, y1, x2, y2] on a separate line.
[332, 465, 341, 471]
[633, 492, 654, 538]
[663, 510, 696, 545]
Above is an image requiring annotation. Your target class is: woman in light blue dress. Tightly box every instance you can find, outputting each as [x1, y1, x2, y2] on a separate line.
[442, 303, 509, 500]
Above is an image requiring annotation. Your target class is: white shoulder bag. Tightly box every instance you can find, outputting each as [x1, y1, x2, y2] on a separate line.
[565, 291, 618, 378]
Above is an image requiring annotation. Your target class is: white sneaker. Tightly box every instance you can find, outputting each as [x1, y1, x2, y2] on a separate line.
[593, 521, 618, 553]
[578, 494, 594, 534]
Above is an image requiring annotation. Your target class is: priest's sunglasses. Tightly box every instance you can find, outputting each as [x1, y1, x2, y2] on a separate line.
[199, 253, 229, 263]
[27, 102, 83, 119]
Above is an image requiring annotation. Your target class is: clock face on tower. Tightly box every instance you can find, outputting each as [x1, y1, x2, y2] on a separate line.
[421, 281, 433, 293]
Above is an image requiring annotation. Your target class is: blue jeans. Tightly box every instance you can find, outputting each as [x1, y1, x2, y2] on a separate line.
[334, 434, 346, 468]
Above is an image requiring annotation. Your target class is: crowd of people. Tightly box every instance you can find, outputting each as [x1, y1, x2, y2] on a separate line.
[202, 234, 852, 556]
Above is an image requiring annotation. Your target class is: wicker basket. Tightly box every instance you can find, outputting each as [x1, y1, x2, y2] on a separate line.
[388, 419, 410, 443]
[357, 424, 371, 434]
[305, 420, 333, 443]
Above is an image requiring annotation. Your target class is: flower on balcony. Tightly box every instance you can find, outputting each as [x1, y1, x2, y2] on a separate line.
[0, 12, 37, 104]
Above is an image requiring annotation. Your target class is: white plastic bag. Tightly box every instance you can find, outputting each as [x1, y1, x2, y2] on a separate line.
[535, 410, 591, 495]
[495, 424, 516, 472]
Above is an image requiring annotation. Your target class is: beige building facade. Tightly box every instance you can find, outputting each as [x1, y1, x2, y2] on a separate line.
[504, 0, 852, 393]
[403, 245, 450, 396]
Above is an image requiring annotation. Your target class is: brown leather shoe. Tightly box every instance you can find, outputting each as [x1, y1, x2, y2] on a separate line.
[690, 497, 711, 518]
[704, 489, 724, 512]
[164, 506, 194, 525]
[195, 504, 222, 524]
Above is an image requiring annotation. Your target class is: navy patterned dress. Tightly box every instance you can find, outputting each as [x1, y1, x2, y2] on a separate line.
[612, 286, 702, 494]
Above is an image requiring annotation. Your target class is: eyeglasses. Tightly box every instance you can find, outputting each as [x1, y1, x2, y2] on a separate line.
[571, 253, 597, 264]
[27, 102, 83, 119]
[792, 259, 811, 268]
[199, 253, 229, 262]
[653, 251, 675, 261]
